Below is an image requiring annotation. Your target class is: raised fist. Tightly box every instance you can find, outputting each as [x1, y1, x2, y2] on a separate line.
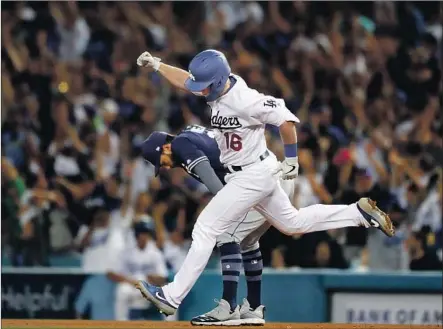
[136, 51, 161, 71]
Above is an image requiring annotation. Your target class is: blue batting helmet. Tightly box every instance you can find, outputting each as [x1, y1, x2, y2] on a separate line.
[133, 219, 156, 238]
[185, 49, 231, 102]
[141, 131, 173, 176]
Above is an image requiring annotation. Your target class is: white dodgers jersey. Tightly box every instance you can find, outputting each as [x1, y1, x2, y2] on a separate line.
[208, 75, 299, 166]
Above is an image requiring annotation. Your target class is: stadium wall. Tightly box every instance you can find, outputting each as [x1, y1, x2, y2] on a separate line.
[1, 268, 441, 325]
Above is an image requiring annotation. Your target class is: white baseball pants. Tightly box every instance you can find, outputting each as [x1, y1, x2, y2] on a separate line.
[162, 155, 368, 307]
[216, 177, 296, 252]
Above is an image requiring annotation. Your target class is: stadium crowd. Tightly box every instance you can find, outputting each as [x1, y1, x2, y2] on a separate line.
[2, 1, 442, 273]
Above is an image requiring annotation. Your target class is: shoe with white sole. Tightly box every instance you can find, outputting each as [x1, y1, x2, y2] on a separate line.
[239, 298, 265, 326]
[191, 299, 241, 326]
[357, 197, 395, 237]
[135, 280, 177, 316]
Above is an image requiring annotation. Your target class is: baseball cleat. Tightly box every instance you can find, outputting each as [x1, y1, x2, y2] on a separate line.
[357, 198, 395, 237]
[239, 298, 265, 326]
[191, 299, 242, 326]
[135, 280, 177, 316]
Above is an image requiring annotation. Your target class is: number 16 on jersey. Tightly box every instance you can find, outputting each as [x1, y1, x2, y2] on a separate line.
[223, 132, 242, 151]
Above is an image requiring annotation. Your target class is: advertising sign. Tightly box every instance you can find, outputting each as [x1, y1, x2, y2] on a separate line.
[331, 292, 442, 325]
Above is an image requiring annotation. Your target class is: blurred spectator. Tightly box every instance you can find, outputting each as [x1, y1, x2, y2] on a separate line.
[338, 166, 392, 263]
[407, 230, 442, 271]
[2, 157, 28, 265]
[266, 230, 348, 270]
[49, 2, 91, 62]
[128, 143, 156, 206]
[151, 196, 188, 273]
[365, 202, 410, 271]
[412, 172, 442, 233]
[107, 220, 168, 321]
[306, 239, 349, 269]
[74, 209, 125, 272]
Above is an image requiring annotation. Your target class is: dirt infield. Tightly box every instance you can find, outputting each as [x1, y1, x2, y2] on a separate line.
[2, 320, 441, 329]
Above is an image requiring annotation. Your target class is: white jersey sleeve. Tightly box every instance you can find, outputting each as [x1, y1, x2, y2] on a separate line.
[249, 95, 300, 126]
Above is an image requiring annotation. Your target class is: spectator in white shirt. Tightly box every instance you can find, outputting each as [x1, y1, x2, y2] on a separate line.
[75, 209, 125, 273]
[107, 220, 168, 320]
[50, 3, 91, 62]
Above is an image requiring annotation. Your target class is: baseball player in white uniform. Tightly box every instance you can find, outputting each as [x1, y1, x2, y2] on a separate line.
[134, 49, 395, 318]
[107, 220, 169, 321]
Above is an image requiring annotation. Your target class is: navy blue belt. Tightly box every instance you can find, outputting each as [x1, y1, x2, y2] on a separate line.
[226, 150, 270, 173]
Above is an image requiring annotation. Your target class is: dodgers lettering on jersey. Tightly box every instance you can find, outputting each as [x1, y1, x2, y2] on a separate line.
[171, 125, 227, 183]
[208, 75, 300, 166]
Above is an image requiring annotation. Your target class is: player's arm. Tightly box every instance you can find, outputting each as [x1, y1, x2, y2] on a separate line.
[136, 51, 190, 92]
[252, 96, 300, 180]
[157, 63, 190, 92]
[192, 161, 224, 195]
[279, 121, 298, 151]
[279, 121, 300, 180]
[172, 137, 224, 195]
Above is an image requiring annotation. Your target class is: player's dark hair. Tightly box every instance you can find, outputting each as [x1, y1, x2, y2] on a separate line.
[165, 134, 175, 144]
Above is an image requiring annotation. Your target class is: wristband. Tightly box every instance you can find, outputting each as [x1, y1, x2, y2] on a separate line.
[284, 143, 298, 158]
[152, 57, 161, 71]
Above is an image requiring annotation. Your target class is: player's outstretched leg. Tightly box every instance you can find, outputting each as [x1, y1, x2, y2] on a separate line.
[257, 180, 395, 237]
[240, 247, 265, 325]
[191, 242, 242, 326]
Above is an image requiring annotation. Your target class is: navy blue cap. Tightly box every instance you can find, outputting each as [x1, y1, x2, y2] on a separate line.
[133, 218, 156, 239]
[141, 131, 170, 176]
